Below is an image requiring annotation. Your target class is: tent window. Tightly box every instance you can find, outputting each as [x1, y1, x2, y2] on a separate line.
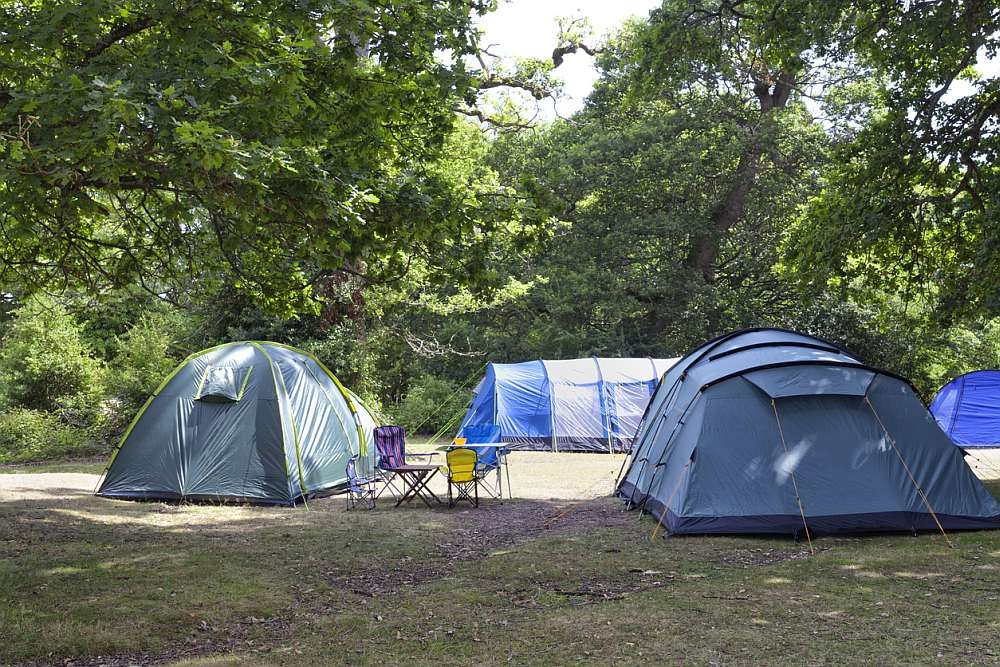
[196, 366, 253, 402]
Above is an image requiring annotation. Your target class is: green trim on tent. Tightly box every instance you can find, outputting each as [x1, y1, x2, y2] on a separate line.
[251, 342, 309, 498]
[100, 351, 200, 475]
[100, 340, 376, 502]
[299, 360, 356, 454]
[267, 342, 370, 457]
[193, 367, 210, 400]
[102, 394, 154, 474]
[237, 366, 253, 400]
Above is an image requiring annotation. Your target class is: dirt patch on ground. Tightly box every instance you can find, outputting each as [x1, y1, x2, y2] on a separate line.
[0, 473, 102, 501]
[323, 497, 632, 598]
[15, 614, 298, 667]
[704, 544, 813, 567]
[435, 497, 632, 559]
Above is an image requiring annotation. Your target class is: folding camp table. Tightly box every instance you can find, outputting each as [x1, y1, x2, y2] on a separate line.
[385, 463, 442, 508]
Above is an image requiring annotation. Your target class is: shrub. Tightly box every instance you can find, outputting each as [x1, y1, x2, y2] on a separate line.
[0, 297, 105, 420]
[0, 408, 99, 463]
[111, 313, 179, 408]
[393, 374, 469, 436]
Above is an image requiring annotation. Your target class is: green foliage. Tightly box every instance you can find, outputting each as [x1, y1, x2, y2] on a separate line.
[0, 298, 105, 421]
[923, 319, 1000, 392]
[0, 0, 527, 315]
[0, 0, 997, 466]
[393, 375, 468, 436]
[778, 1, 1000, 318]
[110, 312, 179, 408]
[0, 408, 98, 463]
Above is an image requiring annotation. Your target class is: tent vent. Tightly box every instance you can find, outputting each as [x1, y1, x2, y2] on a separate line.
[196, 366, 252, 402]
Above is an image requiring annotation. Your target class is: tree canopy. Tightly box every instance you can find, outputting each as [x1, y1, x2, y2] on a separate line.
[0, 0, 534, 315]
[3, 0, 1000, 452]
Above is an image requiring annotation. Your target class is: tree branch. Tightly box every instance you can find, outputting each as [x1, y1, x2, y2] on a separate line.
[81, 15, 158, 63]
[551, 41, 602, 68]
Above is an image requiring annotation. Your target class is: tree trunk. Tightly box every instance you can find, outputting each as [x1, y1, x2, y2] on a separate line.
[687, 68, 795, 283]
[688, 142, 763, 282]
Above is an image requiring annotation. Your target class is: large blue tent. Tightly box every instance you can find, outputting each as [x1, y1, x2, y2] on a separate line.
[930, 370, 1000, 448]
[617, 329, 1000, 536]
[458, 357, 678, 452]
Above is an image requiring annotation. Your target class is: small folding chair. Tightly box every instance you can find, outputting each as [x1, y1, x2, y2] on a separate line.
[345, 455, 376, 510]
[445, 447, 480, 508]
[458, 424, 509, 501]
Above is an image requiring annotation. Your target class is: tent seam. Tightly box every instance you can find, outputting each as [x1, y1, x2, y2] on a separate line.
[251, 342, 308, 502]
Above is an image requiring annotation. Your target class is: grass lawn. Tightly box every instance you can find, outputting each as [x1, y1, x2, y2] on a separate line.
[1, 456, 999, 666]
[0, 458, 106, 475]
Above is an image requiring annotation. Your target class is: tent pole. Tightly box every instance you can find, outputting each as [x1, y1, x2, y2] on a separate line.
[616, 368, 670, 488]
[492, 364, 499, 428]
[946, 374, 966, 438]
[771, 399, 815, 555]
[540, 360, 558, 452]
[593, 357, 613, 454]
[650, 457, 693, 540]
[864, 396, 954, 548]
[628, 389, 702, 510]
[614, 445, 632, 488]
[618, 369, 686, 490]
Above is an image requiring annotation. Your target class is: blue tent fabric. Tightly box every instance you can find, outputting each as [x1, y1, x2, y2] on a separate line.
[930, 371, 1000, 448]
[617, 329, 1000, 536]
[459, 357, 678, 453]
[458, 423, 503, 468]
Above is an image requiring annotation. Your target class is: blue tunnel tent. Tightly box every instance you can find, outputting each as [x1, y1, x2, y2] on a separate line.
[459, 357, 679, 453]
[930, 371, 1000, 448]
[97, 342, 378, 505]
[617, 329, 1000, 536]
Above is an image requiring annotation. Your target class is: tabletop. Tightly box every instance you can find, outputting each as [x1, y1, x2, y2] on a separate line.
[385, 463, 440, 472]
[436, 443, 510, 451]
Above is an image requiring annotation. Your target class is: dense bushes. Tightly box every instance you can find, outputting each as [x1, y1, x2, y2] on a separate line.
[2, 287, 996, 465]
[0, 408, 99, 463]
[392, 374, 469, 436]
[111, 313, 180, 409]
[0, 299, 177, 463]
[0, 298, 104, 418]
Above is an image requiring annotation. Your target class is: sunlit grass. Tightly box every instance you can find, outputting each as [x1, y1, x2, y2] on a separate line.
[2, 466, 1000, 665]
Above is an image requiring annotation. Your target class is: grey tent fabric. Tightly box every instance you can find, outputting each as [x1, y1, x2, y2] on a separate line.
[97, 342, 378, 505]
[617, 328, 1000, 536]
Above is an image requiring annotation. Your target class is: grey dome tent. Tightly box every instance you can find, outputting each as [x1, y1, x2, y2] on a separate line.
[97, 342, 378, 505]
[617, 329, 1000, 536]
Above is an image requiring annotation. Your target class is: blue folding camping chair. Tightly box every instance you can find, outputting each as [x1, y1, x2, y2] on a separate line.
[457, 424, 510, 501]
[345, 454, 376, 510]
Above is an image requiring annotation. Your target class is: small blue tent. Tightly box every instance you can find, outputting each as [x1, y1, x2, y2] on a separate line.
[618, 329, 1000, 536]
[930, 370, 1000, 448]
[459, 358, 678, 452]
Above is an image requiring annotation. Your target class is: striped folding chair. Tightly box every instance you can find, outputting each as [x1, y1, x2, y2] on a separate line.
[373, 425, 436, 499]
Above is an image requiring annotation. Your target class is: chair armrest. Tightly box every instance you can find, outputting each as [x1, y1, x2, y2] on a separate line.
[406, 452, 439, 459]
